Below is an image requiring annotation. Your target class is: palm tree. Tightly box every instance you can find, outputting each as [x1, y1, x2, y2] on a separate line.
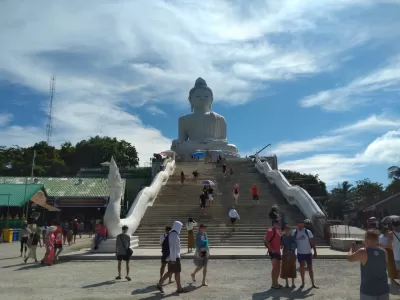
[326, 181, 355, 219]
[388, 166, 400, 180]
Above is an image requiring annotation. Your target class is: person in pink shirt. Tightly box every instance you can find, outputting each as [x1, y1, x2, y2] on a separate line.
[264, 220, 282, 289]
[94, 221, 107, 250]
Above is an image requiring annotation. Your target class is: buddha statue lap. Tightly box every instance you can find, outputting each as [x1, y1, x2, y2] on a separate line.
[171, 77, 238, 159]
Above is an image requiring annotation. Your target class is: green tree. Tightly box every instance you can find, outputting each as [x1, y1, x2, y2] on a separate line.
[386, 179, 400, 195]
[325, 181, 356, 219]
[388, 166, 400, 180]
[353, 178, 384, 206]
[0, 136, 140, 177]
[73, 136, 139, 170]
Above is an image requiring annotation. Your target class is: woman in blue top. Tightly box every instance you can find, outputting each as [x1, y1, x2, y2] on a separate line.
[191, 224, 210, 286]
[280, 224, 297, 288]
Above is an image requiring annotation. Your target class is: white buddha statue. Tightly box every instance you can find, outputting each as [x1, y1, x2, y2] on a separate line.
[171, 77, 238, 158]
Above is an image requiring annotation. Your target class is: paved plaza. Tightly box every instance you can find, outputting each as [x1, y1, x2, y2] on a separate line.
[2, 243, 399, 299]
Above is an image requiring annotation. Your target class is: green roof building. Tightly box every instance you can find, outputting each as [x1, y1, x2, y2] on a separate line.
[0, 184, 44, 207]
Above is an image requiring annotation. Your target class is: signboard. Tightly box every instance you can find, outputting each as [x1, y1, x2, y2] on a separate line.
[55, 197, 108, 208]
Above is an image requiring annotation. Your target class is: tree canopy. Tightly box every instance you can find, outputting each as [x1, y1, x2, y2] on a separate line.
[0, 136, 139, 177]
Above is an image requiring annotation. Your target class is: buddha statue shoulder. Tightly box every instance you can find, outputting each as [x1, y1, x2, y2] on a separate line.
[171, 77, 238, 157]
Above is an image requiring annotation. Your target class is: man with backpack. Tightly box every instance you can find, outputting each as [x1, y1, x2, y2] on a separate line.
[294, 219, 318, 289]
[265, 219, 282, 289]
[159, 225, 173, 284]
[157, 221, 187, 294]
[115, 225, 132, 281]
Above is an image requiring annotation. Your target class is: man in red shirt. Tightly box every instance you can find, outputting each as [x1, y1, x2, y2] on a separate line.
[264, 220, 282, 289]
[251, 184, 259, 204]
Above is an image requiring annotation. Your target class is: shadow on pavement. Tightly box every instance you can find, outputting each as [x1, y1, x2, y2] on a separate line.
[132, 285, 158, 295]
[0, 256, 21, 261]
[82, 280, 117, 289]
[252, 286, 313, 300]
[390, 284, 400, 296]
[138, 283, 200, 300]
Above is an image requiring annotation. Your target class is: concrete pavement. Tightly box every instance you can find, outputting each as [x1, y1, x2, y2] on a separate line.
[60, 246, 348, 261]
[1, 257, 399, 300]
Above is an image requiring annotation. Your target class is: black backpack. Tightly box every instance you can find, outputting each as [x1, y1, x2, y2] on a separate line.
[161, 230, 177, 259]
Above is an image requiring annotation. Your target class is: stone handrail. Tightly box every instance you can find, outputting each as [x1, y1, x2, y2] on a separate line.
[104, 156, 176, 238]
[254, 155, 326, 237]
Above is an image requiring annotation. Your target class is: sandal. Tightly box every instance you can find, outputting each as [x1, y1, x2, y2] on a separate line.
[176, 289, 188, 293]
[202, 282, 208, 286]
[115, 276, 121, 280]
[126, 276, 131, 281]
[156, 284, 164, 293]
[271, 284, 283, 290]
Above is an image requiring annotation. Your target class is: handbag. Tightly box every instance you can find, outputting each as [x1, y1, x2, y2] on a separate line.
[119, 235, 133, 257]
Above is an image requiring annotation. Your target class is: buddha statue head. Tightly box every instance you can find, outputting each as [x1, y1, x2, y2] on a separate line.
[188, 77, 213, 113]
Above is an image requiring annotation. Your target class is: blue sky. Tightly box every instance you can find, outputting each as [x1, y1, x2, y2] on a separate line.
[0, 0, 400, 187]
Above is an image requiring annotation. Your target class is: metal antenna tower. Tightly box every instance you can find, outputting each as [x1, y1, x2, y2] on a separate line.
[46, 75, 56, 145]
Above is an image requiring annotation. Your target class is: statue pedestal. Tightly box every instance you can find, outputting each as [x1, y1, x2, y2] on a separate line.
[90, 236, 139, 253]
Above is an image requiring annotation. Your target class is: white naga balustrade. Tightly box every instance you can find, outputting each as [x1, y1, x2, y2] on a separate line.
[96, 153, 176, 252]
[255, 155, 326, 236]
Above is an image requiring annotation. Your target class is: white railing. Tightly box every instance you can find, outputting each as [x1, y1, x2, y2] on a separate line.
[104, 156, 176, 238]
[255, 155, 326, 236]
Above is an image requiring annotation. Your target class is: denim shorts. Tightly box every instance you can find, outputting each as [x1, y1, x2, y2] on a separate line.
[297, 253, 313, 264]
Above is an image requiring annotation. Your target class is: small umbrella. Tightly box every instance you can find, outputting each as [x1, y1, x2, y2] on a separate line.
[382, 215, 400, 224]
[202, 180, 215, 185]
[192, 151, 205, 157]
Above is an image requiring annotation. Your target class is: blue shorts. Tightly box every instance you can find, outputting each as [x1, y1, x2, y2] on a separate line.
[297, 253, 313, 264]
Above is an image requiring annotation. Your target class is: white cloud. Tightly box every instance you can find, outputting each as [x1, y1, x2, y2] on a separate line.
[146, 105, 166, 116]
[0, 0, 399, 165]
[280, 154, 362, 185]
[280, 129, 400, 185]
[334, 113, 400, 134]
[300, 57, 400, 110]
[273, 135, 350, 157]
[0, 113, 13, 126]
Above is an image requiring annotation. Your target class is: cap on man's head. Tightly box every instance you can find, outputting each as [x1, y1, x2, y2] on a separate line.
[122, 225, 128, 230]
[199, 224, 207, 228]
[296, 219, 305, 224]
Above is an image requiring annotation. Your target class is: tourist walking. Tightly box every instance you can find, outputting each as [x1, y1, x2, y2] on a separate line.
[41, 225, 57, 265]
[54, 223, 63, 261]
[20, 222, 31, 258]
[186, 218, 197, 253]
[222, 163, 227, 176]
[389, 219, 400, 283]
[228, 206, 240, 232]
[233, 184, 239, 205]
[115, 225, 132, 281]
[72, 219, 79, 244]
[180, 171, 185, 185]
[269, 205, 279, 225]
[192, 170, 199, 183]
[348, 229, 390, 300]
[191, 224, 210, 286]
[24, 225, 42, 263]
[157, 221, 186, 294]
[265, 220, 282, 289]
[207, 185, 214, 207]
[94, 220, 107, 250]
[251, 184, 259, 204]
[379, 225, 399, 284]
[280, 224, 297, 288]
[62, 220, 69, 244]
[294, 220, 318, 288]
[159, 226, 173, 284]
[200, 191, 207, 216]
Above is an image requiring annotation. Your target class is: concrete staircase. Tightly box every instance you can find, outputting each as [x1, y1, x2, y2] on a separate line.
[213, 160, 327, 246]
[135, 160, 328, 248]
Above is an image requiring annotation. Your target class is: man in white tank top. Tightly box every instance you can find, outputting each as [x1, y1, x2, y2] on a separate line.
[389, 220, 400, 282]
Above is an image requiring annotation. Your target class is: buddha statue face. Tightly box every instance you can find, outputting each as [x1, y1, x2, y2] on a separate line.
[189, 88, 212, 112]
